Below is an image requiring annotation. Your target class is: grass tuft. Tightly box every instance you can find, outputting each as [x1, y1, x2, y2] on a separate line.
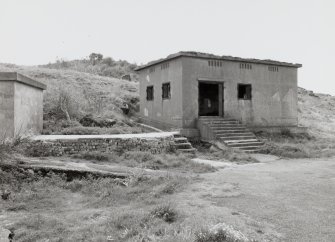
[151, 204, 178, 223]
[256, 129, 335, 158]
[195, 223, 249, 242]
[72, 150, 216, 173]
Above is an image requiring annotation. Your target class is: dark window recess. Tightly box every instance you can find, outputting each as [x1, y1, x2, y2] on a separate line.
[238, 84, 252, 100]
[149, 67, 155, 73]
[146, 86, 154, 100]
[239, 63, 252, 70]
[268, 66, 279, 72]
[162, 83, 171, 99]
[208, 60, 223, 67]
[161, 62, 169, 70]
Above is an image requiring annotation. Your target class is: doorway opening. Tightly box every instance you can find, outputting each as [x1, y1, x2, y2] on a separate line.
[199, 82, 223, 116]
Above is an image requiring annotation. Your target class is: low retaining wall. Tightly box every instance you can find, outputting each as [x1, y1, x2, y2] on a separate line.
[27, 133, 177, 156]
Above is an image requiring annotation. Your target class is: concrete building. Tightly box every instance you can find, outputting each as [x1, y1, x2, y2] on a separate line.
[0, 72, 46, 139]
[136, 51, 302, 138]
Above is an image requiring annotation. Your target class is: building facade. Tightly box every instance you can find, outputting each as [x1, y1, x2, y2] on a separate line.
[136, 52, 302, 137]
[0, 72, 46, 138]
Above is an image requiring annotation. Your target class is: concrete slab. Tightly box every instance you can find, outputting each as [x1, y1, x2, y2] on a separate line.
[249, 154, 280, 163]
[192, 158, 237, 168]
[9, 157, 169, 179]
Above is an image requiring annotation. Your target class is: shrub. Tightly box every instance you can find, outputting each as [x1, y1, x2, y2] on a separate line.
[42, 54, 138, 79]
[0, 135, 27, 161]
[195, 223, 249, 242]
[195, 229, 230, 242]
[280, 128, 294, 138]
[151, 204, 177, 223]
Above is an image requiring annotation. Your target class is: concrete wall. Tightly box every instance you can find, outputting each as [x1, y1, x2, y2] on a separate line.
[0, 81, 15, 138]
[27, 136, 176, 156]
[138, 58, 183, 130]
[181, 57, 298, 128]
[0, 72, 45, 139]
[14, 82, 44, 136]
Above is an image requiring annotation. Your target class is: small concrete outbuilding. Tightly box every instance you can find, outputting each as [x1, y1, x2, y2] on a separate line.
[0, 72, 46, 139]
[136, 51, 302, 142]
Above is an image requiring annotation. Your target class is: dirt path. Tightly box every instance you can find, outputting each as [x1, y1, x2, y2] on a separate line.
[176, 155, 335, 241]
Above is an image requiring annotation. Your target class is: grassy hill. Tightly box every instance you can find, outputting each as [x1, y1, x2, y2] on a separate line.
[1, 61, 335, 138]
[41, 54, 138, 81]
[298, 87, 335, 138]
[0, 63, 140, 134]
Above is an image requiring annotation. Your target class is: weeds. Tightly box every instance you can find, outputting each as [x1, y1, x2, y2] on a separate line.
[72, 151, 109, 161]
[0, 165, 191, 242]
[256, 129, 335, 158]
[43, 121, 143, 135]
[151, 204, 178, 223]
[72, 150, 216, 173]
[206, 142, 259, 163]
[155, 179, 184, 196]
[259, 142, 309, 158]
[195, 223, 249, 242]
[0, 136, 20, 161]
[42, 54, 138, 80]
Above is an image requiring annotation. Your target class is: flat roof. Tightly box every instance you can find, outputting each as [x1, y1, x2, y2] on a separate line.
[135, 51, 302, 71]
[0, 72, 47, 90]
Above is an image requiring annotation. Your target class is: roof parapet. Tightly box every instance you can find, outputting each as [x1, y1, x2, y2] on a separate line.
[135, 51, 302, 71]
[0, 72, 47, 90]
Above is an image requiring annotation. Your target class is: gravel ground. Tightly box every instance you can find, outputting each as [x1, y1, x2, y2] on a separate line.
[177, 155, 335, 241]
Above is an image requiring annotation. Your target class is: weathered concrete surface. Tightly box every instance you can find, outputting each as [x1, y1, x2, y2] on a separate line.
[32, 132, 179, 141]
[137, 52, 301, 136]
[192, 158, 237, 168]
[14, 81, 43, 137]
[29, 132, 178, 156]
[0, 81, 15, 138]
[138, 58, 184, 130]
[0, 72, 45, 139]
[182, 56, 298, 127]
[175, 157, 335, 241]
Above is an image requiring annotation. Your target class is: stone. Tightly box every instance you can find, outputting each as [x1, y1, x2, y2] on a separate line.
[0, 227, 11, 242]
[27, 135, 174, 156]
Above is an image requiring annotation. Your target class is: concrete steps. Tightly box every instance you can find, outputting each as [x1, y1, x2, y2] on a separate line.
[198, 116, 264, 152]
[219, 135, 256, 140]
[212, 127, 247, 131]
[217, 132, 255, 137]
[207, 121, 240, 125]
[173, 134, 196, 153]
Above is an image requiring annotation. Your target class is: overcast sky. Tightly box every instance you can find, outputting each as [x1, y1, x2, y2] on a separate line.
[0, 0, 334, 94]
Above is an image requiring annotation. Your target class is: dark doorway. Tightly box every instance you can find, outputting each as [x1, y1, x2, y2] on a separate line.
[199, 82, 221, 116]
